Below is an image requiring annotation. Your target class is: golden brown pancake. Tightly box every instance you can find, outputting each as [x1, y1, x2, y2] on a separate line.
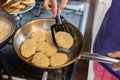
[31, 30, 47, 43]
[6, 0, 21, 7]
[44, 45, 57, 57]
[15, 3, 26, 9]
[31, 52, 49, 67]
[21, 0, 34, 6]
[3, 0, 34, 13]
[36, 41, 57, 57]
[4, 6, 20, 12]
[36, 41, 50, 52]
[49, 53, 68, 67]
[55, 31, 74, 49]
[20, 39, 36, 58]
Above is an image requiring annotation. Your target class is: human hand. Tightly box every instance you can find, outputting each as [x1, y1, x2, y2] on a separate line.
[108, 51, 120, 71]
[43, 0, 68, 17]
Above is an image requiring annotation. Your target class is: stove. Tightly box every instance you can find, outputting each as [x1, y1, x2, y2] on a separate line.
[0, 1, 89, 80]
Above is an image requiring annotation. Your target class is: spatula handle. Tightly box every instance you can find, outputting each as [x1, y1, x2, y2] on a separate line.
[55, 12, 62, 24]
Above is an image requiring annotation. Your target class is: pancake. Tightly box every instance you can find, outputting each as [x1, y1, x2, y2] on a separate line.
[4, 6, 20, 12]
[6, 0, 21, 7]
[36, 41, 57, 57]
[49, 53, 68, 67]
[3, 0, 34, 13]
[36, 41, 50, 52]
[21, 0, 34, 6]
[20, 39, 36, 58]
[15, 3, 26, 9]
[31, 52, 49, 67]
[55, 31, 74, 49]
[31, 30, 46, 43]
[44, 45, 57, 57]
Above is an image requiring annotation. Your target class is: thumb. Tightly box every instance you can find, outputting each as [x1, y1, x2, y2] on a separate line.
[112, 61, 120, 71]
[108, 51, 120, 58]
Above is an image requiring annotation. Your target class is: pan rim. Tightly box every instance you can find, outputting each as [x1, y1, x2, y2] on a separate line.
[13, 18, 85, 69]
[0, 11, 16, 44]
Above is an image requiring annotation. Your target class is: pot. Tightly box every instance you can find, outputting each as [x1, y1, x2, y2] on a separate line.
[13, 18, 119, 69]
[0, 9, 16, 48]
[0, 9, 16, 80]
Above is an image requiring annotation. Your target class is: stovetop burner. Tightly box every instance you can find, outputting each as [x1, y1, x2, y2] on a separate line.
[0, 43, 73, 80]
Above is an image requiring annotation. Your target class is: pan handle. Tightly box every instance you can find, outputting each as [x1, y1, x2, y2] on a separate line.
[80, 52, 119, 64]
[42, 71, 48, 80]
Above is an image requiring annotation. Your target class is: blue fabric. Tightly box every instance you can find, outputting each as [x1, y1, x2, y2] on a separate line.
[93, 0, 120, 79]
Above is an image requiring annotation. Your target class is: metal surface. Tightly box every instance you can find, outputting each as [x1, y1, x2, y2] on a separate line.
[81, 52, 119, 64]
[0, 10, 15, 45]
[42, 71, 48, 80]
[13, 18, 120, 70]
[13, 18, 84, 69]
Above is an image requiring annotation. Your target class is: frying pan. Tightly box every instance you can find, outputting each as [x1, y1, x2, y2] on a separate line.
[0, 9, 16, 48]
[0, 9, 16, 80]
[13, 18, 119, 69]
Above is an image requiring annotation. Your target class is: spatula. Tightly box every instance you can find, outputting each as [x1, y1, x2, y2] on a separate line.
[51, 14, 75, 53]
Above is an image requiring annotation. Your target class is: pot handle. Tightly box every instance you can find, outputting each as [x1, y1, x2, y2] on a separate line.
[80, 52, 119, 64]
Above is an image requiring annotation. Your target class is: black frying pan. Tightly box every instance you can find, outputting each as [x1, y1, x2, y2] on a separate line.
[13, 18, 119, 70]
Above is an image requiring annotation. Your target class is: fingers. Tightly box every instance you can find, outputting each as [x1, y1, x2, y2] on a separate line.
[58, 0, 68, 13]
[43, 0, 52, 11]
[112, 62, 120, 71]
[108, 51, 120, 58]
[43, 0, 68, 17]
[50, 0, 68, 16]
[50, 0, 57, 17]
[108, 51, 120, 71]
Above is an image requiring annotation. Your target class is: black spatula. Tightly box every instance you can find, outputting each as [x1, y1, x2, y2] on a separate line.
[51, 14, 75, 53]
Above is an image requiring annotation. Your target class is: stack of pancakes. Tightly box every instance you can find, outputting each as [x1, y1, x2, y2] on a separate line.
[3, 0, 34, 13]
